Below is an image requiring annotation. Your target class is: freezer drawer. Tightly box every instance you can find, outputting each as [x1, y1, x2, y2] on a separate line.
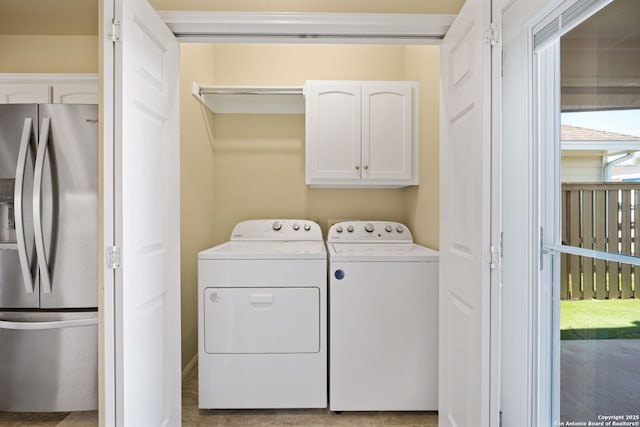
[0, 311, 98, 412]
[204, 287, 320, 354]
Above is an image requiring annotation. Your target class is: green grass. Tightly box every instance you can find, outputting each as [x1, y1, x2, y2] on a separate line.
[560, 298, 640, 340]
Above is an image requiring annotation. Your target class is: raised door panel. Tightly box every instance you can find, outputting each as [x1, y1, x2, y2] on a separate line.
[0, 84, 50, 104]
[305, 82, 361, 185]
[362, 84, 415, 184]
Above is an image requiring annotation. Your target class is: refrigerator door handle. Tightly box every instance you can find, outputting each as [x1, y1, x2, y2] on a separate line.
[0, 317, 97, 331]
[14, 118, 36, 294]
[34, 117, 52, 294]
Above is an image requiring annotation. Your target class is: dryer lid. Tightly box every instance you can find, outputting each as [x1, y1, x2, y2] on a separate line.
[199, 240, 327, 260]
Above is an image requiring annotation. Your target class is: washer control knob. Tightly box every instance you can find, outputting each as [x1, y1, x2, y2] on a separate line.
[272, 221, 282, 231]
[304, 223, 312, 231]
[335, 225, 344, 233]
[364, 223, 375, 233]
[347, 225, 354, 233]
[385, 225, 393, 233]
[293, 223, 300, 230]
[396, 225, 404, 233]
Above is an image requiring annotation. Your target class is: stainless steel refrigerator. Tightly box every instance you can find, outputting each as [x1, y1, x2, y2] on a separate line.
[0, 104, 97, 412]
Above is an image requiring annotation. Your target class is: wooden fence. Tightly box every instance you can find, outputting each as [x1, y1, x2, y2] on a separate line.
[561, 182, 640, 300]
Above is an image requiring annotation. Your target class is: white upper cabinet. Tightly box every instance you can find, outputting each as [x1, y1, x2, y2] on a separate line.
[0, 83, 51, 104]
[305, 80, 418, 188]
[0, 74, 98, 104]
[52, 83, 98, 104]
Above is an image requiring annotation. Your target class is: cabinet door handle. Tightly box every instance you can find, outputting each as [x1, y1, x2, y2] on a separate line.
[364, 165, 369, 170]
[355, 165, 360, 170]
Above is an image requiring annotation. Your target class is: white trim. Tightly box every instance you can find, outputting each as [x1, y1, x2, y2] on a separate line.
[100, 0, 116, 426]
[561, 141, 640, 151]
[0, 73, 98, 84]
[159, 11, 456, 44]
[536, 39, 561, 427]
[490, 7, 503, 427]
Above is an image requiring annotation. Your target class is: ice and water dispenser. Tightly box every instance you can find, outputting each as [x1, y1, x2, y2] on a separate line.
[0, 179, 16, 244]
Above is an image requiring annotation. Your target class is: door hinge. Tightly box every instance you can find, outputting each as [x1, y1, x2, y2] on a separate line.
[487, 245, 500, 270]
[106, 246, 122, 269]
[486, 22, 500, 46]
[110, 20, 122, 43]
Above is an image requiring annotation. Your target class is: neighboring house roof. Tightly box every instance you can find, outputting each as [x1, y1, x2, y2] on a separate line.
[561, 124, 640, 151]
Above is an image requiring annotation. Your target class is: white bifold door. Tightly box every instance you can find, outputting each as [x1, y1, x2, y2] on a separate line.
[102, 0, 181, 424]
[439, 0, 496, 426]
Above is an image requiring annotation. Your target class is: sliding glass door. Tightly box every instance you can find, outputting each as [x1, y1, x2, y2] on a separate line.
[536, 0, 640, 424]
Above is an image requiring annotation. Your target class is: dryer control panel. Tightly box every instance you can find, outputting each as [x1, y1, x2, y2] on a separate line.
[230, 219, 322, 241]
[327, 221, 413, 243]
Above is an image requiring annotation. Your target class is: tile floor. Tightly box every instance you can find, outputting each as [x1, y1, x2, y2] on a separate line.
[0, 364, 438, 426]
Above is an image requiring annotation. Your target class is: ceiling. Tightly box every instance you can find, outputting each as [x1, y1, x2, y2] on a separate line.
[0, 0, 98, 35]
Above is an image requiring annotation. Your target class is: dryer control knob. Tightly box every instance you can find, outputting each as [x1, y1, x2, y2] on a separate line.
[272, 221, 282, 231]
[364, 223, 375, 233]
[396, 225, 404, 233]
[347, 225, 354, 233]
[293, 223, 300, 230]
[304, 223, 312, 231]
[335, 225, 344, 233]
[385, 225, 393, 233]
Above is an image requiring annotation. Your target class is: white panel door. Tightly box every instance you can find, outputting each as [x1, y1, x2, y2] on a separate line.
[439, 0, 492, 425]
[107, 0, 181, 424]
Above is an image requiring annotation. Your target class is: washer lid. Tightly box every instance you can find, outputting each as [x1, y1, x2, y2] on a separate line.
[328, 242, 439, 262]
[199, 240, 327, 260]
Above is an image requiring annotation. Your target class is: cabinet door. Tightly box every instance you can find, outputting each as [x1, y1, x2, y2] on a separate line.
[362, 83, 415, 184]
[0, 84, 50, 104]
[53, 83, 98, 104]
[305, 82, 362, 184]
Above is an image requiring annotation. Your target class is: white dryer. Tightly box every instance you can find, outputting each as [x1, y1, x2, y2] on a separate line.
[198, 219, 327, 409]
[327, 221, 439, 411]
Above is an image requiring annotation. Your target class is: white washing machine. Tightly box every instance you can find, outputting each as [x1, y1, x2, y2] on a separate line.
[198, 219, 327, 409]
[327, 221, 439, 411]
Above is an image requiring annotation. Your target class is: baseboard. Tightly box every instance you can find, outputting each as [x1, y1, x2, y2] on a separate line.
[182, 354, 198, 379]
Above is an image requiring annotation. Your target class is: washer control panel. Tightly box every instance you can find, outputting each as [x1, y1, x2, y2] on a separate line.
[231, 219, 322, 241]
[328, 221, 413, 243]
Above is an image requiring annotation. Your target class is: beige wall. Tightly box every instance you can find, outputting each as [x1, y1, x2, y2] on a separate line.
[0, 35, 97, 73]
[151, 0, 463, 14]
[179, 44, 441, 368]
[206, 44, 410, 245]
[179, 44, 219, 369]
[403, 45, 440, 249]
